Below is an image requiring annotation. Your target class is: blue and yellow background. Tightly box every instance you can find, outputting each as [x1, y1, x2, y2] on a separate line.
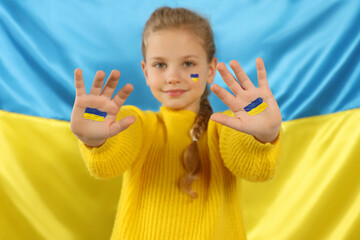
[1, 1, 359, 239]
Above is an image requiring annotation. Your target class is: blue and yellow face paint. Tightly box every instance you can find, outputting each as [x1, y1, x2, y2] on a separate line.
[191, 74, 199, 82]
[244, 97, 268, 116]
[83, 108, 107, 122]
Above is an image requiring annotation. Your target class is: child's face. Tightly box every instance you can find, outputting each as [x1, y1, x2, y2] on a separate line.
[142, 29, 217, 113]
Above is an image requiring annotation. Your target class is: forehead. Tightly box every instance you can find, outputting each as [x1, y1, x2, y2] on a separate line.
[145, 29, 206, 59]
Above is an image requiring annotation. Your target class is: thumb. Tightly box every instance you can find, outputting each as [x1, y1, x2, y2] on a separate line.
[210, 113, 244, 133]
[108, 116, 136, 137]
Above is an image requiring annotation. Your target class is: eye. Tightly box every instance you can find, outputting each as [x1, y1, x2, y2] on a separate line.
[184, 61, 194, 67]
[154, 62, 166, 68]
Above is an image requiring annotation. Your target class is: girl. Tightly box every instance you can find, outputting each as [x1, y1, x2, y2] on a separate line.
[70, 7, 282, 240]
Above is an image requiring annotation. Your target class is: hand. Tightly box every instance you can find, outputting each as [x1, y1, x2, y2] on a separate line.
[210, 58, 282, 143]
[70, 69, 135, 147]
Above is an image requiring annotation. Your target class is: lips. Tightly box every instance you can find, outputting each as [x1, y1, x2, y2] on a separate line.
[163, 89, 187, 97]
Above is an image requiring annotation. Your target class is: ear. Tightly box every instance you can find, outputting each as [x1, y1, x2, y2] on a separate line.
[207, 57, 217, 84]
[141, 60, 150, 86]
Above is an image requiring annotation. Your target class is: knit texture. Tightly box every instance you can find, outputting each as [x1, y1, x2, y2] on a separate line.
[79, 106, 282, 240]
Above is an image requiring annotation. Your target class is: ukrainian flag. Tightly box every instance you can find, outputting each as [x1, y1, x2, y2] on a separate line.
[83, 108, 107, 122]
[1, 1, 359, 239]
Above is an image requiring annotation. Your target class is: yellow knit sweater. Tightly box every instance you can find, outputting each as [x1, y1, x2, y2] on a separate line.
[79, 106, 282, 240]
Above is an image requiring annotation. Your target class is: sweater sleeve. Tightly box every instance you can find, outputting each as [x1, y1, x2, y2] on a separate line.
[217, 110, 283, 182]
[78, 106, 144, 179]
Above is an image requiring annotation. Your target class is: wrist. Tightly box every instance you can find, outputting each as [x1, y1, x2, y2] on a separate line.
[82, 138, 107, 148]
[254, 129, 280, 144]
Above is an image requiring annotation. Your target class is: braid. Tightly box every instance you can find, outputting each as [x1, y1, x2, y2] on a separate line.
[180, 87, 213, 199]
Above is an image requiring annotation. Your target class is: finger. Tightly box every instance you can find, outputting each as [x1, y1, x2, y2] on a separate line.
[216, 62, 244, 95]
[112, 83, 134, 108]
[211, 84, 236, 109]
[89, 70, 106, 95]
[74, 68, 86, 96]
[229, 60, 255, 90]
[256, 58, 269, 89]
[109, 116, 136, 137]
[210, 113, 243, 132]
[101, 70, 121, 98]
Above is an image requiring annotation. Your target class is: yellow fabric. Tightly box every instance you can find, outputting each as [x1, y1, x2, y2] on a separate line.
[78, 106, 282, 240]
[1, 108, 359, 239]
[0, 110, 122, 239]
[242, 108, 360, 240]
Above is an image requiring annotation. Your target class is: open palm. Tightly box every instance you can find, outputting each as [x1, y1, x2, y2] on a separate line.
[70, 69, 135, 147]
[211, 58, 282, 143]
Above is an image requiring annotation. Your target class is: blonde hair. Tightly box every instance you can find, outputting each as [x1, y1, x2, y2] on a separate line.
[142, 7, 215, 199]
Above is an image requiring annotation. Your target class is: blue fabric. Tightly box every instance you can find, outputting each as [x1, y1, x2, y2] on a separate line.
[1, 0, 359, 121]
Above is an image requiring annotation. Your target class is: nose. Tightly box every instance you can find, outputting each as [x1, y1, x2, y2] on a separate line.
[166, 67, 182, 84]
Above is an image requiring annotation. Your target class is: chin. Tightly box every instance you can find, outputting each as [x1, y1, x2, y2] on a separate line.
[164, 104, 185, 110]
[162, 100, 189, 110]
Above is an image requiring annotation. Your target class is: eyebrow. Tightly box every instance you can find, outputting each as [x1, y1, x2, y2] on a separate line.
[148, 55, 199, 61]
[149, 56, 165, 61]
[183, 55, 199, 59]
